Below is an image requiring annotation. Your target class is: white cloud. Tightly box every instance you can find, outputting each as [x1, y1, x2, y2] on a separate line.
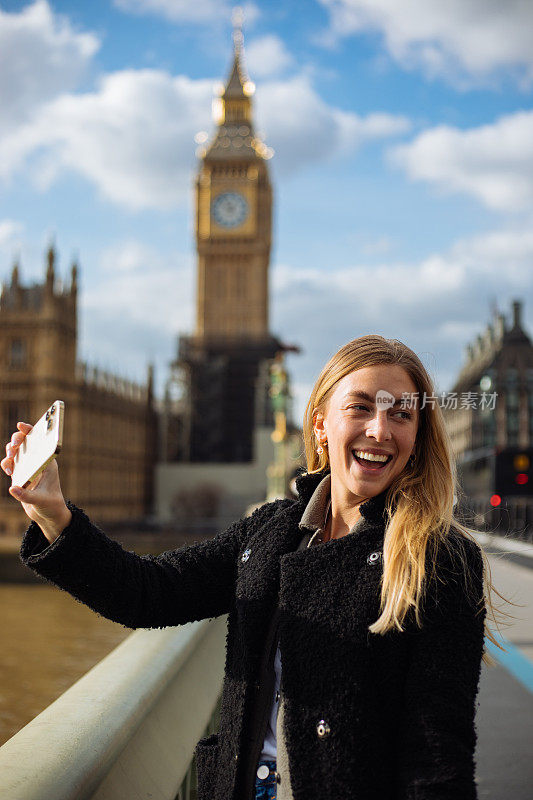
[255, 74, 410, 175]
[0, 220, 24, 253]
[114, 0, 226, 22]
[79, 240, 194, 395]
[113, 0, 260, 25]
[1, 69, 215, 209]
[245, 35, 294, 78]
[317, 0, 533, 87]
[1, 65, 410, 210]
[0, 0, 99, 135]
[87, 240, 193, 333]
[272, 224, 533, 421]
[0, 3, 410, 211]
[389, 110, 533, 212]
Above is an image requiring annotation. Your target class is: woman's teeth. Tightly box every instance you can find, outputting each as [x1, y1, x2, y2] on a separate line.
[353, 450, 390, 463]
[352, 450, 392, 469]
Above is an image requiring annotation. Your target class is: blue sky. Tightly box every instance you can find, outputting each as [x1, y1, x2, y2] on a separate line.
[1, 0, 533, 425]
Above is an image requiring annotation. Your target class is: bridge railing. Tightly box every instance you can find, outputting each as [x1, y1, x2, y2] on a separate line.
[0, 616, 227, 800]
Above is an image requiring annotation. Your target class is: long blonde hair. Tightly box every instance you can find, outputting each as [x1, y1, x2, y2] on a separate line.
[303, 335, 513, 665]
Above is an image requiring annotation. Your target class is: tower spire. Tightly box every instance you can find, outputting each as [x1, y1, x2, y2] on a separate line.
[45, 239, 56, 295]
[218, 6, 254, 124]
[203, 6, 266, 158]
[232, 6, 244, 57]
[223, 6, 247, 97]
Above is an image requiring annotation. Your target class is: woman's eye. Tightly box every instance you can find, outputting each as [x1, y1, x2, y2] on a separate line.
[393, 410, 412, 420]
[346, 405, 412, 419]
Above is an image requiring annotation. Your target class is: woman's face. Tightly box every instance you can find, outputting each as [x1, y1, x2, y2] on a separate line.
[313, 364, 419, 504]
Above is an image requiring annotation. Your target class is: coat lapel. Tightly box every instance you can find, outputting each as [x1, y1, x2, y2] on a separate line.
[235, 470, 393, 663]
[278, 513, 387, 636]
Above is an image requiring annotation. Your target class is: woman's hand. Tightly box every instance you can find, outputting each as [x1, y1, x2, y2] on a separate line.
[1, 421, 72, 543]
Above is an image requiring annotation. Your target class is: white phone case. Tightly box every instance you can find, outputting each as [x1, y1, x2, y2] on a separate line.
[11, 401, 65, 489]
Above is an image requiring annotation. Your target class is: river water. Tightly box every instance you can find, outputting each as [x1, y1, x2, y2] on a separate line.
[0, 528, 213, 746]
[0, 583, 131, 745]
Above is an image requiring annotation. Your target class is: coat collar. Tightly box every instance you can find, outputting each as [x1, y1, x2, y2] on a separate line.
[294, 468, 392, 525]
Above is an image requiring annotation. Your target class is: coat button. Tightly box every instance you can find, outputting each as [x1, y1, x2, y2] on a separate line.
[241, 548, 251, 563]
[367, 550, 381, 564]
[234, 753, 239, 761]
[316, 719, 330, 738]
[275, 690, 280, 702]
[275, 772, 281, 784]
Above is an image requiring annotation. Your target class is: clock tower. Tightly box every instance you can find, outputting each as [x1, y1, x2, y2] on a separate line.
[196, 20, 273, 340]
[172, 17, 282, 463]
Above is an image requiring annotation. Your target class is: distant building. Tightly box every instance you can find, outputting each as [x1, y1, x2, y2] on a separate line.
[444, 299, 533, 534]
[157, 21, 303, 524]
[0, 246, 157, 537]
[166, 20, 286, 464]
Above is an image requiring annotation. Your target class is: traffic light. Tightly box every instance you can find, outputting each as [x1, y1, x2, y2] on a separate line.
[494, 447, 533, 497]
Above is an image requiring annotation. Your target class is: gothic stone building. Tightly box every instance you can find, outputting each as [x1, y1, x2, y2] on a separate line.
[444, 299, 533, 522]
[169, 27, 284, 463]
[0, 247, 157, 537]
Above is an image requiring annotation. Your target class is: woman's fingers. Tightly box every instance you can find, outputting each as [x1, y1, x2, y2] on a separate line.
[17, 422, 33, 432]
[1, 422, 33, 475]
[9, 460, 59, 506]
[8, 482, 45, 504]
[1, 454, 14, 474]
[9, 485, 29, 501]
[2, 425, 66, 532]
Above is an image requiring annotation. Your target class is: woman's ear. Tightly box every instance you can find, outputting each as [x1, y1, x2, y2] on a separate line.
[313, 410, 327, 444]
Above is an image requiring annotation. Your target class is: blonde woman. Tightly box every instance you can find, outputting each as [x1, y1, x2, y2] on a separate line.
[3, 335, 503, 800]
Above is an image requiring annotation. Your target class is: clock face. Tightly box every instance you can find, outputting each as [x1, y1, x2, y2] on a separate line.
[212, 192, 249, 229]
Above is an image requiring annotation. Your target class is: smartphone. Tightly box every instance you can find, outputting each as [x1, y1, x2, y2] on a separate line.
[11, 401, 65, 489]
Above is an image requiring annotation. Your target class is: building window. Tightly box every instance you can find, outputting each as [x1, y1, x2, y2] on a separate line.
[236, 265, 246, 298]
[9, 339, 27, 368]
[527, 371, 533, 444]
[529, 395, 533, 444]
[506, 390, 519, 445]
[480, 409, 496, 447]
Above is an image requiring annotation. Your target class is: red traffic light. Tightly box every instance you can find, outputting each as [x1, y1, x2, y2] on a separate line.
[516, 473, 529, 485]
[490, 494, 502, 507]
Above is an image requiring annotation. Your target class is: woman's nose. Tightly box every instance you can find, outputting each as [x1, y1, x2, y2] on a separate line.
[366, 412, 392, 440]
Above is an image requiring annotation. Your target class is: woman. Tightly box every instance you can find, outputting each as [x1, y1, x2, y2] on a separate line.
[2, 335, 501, 800]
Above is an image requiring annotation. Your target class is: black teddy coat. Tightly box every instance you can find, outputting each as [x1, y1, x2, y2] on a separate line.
[19, 469, 487, 800]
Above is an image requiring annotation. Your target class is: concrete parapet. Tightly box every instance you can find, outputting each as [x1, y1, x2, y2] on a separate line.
[0, 616, 227, 799]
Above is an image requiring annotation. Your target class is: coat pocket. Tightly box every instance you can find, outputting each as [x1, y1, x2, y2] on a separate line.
[194, 732, 219, 800]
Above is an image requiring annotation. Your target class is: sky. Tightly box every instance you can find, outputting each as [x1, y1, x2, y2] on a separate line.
[1, 0, 533, 426]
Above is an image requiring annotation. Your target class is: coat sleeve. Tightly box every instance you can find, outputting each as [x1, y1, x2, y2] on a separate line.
[19, 499, 257, 629]
[397, 533, 486, 800]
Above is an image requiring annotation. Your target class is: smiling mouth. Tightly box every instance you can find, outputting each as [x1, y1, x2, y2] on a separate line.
[351, 450, 393, 471]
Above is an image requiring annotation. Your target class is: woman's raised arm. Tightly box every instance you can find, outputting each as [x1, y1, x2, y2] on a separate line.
[2, 422, 253, 630]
